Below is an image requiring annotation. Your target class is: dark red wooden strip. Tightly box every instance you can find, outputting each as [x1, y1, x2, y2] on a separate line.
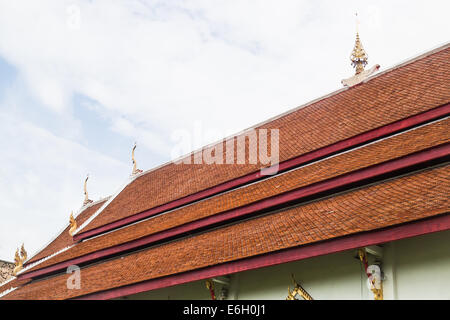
[76, 213, 450, 300]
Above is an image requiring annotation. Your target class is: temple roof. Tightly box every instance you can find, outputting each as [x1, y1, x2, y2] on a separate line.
[1, 43, 449, 300]
[3, 165, 449, 299]
[19, 117, 450, 275]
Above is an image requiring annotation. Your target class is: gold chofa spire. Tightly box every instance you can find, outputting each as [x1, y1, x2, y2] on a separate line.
[341, 13, 380, 87]
[69, 211, 77, 236]
[350, 32, 368, 75]
[350, 13, 368, 75]
[131, 143, 143, 175]
[83, 175, 93, 206]
[13, 244, 27, 276]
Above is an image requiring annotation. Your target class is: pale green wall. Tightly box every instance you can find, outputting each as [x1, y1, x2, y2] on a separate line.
[121, 230, 450, 300]
[120, 280, 215, 300]
[233, 250, 363, 300]
[383, 230, 450, 300]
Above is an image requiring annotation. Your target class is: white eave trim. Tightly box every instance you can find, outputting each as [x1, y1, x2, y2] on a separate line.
[0, 276, 16, 290]
[0, 286, 17, 299]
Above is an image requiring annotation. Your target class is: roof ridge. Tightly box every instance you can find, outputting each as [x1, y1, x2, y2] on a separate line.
[364, 41, 450, 81]
[74, 178, 139, 235]
[75, 195, 112, 219]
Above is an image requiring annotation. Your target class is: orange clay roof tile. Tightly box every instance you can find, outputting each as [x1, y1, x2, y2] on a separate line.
[0, 277, 31, 296]
[22, 117, 450, 273]
[4, 165, 449, 300]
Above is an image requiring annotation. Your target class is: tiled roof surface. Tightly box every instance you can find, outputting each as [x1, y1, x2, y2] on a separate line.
[0, 277, 31, 296]
[22, 117, 450, 273]
[4, 165, 449, 300]
[26, 200, 108, 265]
[80, 46, 450, 233]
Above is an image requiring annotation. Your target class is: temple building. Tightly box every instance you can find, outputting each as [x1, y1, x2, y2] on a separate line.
[0, 35, 449, 300]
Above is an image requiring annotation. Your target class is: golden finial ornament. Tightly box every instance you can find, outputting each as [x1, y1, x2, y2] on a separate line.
[351, 32, 368, 75]
[13, 244, 27, 276]
[131, 142, 143, 175]
[83, 174, 93, 206]
[286, 274, 313, 300]
[13, 249, 21, 275]
[205, 280, 216, 300]
[20, 244, 27, 262]
[69, 211, 77, 236]
[341, 13, 380, 87]
[350, 13, 368, 75]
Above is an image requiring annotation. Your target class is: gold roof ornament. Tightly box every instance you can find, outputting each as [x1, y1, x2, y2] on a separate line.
[358, 248, 384, 300]
[351, 32, 368, 75]
[13, 244, 27, 276]
[131, 142, 143, 175]
[350, 13, 368, 75]
[20, 244, 27, 262]
[83, 175, 93, 206]
[205, 279, 216, 300]
[286, 274, 313, 300]
[69, 211, 77, 237]
[341, 13, 380, 87]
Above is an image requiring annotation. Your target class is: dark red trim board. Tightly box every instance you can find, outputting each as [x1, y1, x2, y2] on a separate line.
[74, 103, 450, 242]
[76, 213, 450, 300]
[20, 143, 450, 280]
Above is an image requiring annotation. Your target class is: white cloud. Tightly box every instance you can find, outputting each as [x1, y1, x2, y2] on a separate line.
[0, 110, 128, 260]
[1, 0, 448, 135]
[111, 116, 172, 157]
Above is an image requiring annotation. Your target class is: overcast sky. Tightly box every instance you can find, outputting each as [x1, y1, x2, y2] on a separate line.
[0, 0, 448, 261]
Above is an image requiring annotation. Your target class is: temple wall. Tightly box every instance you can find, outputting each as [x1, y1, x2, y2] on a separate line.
[121, 230, 450, 300]
[120, 278, 212, 300]
[382, 230, 450, 300]
[232, 250, 362, 300]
